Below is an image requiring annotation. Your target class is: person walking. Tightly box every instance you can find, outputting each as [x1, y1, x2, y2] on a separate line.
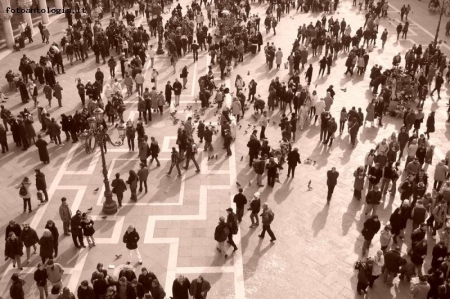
[44, 220, 59, 258]
[71, 210, 86, 248]
[183, 139, 200, 173]
[111, 173, 127, 208]
[123, 225, 143, 265]
[356, 259, 373, 295]
[20, 223, 39, 264]
[430, 72, 444, 99]
[353, 166, 366, 200]
[258, 203, 276, 242]
[173, 79, 182, 106]
[59, 197, 72, 236]
[214, 216, 229, 258]
[225, 208, 239, 251]
[326, 167, 339, 202]
[9, 273, 25, 299]
[45, 259, 64, 289]
[167, 147, 182, 178]
[34, 263, 49, 299]
[137, 163, 149, 193]
[365, 185, 382, 216]
[5, 232, 23, 270]
[189, 276, 211, 299]
[38, 229, 54, 263]
[16, 176, 32, 213]
[233, 188, 247, 223]
[248, 192, 261, 228]
[80, 213, 96, 247]
[172, 275, 191, 299]
[35, 169, 49, 203]
[361, 215, 381, 256]
[149, 137, 161, 166]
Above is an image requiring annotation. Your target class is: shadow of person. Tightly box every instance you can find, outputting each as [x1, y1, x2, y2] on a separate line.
[311, 203, 329, 237]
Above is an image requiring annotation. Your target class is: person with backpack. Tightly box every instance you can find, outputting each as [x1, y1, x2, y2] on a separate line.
[16, 176, 32, 213]
[248, 192, 261, 228]
[167, 147, 182, 178]
[225, 208, 239, 251]
[183, 139, 200, 173]
[259, 203, 276, 242]
[214, 216, 229, 258]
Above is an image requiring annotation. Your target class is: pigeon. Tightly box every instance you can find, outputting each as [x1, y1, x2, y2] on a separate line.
[215, 154, 218, 159]
[240, 156, 243, 161]
[341, 88, 347, 92]
[248, 124, 252, 127]
[236, 182, 241, 187]
[315, 84, 318, 88]
[313, 161, 316, 166]
[253, 125, 256, 128]
[87, 207, 92, 211]
[244, 130, 248, 134]
[101, 216, 107, 219]
[239, 125, 242, 129]
[115, 254, 122, 258]
[308, 180, 313, 190]
[272, 121, 276, 125]
[94, 188, 99, 192]
[208, 156, 211, 161]
[248, 181, 251, 186]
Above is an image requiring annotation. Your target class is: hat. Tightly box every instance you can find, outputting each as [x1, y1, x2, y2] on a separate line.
[254, 192, 260, 198]
[226, 207, 233, 212]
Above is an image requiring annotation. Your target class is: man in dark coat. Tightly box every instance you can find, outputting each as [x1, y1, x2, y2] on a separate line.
[35, 169, 49, 202]
[71, 210, 86, 248]
[247, 136, 261, 167]
[233, 188, 248, 223]
[189, 276, 211, 299]
[383, 246, 403, 285]
[111, 173, 127, 207]
[18, 119, 28, 150]
[165, 81, 173, 106]
[172, 275, 191, 299]
[326, 167, 339, 202]
[35, 134, 49, 164]
[287, 147, 301, 178]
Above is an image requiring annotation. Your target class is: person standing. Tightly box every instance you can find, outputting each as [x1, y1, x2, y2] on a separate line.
[20, 223, 39, 264]
[80, 213, 96, 247]
[180, 66, 189, 89]
[53, 82, 63, 107]
[258, 203, 276, 242]
[111, 173, 127, 208]
[353, 166, 366, 200]
[34, 169, 49, 202]
[59, 197, 72, 236]
[123, 225, 143, 265]
[137, 163, 149, 193]
[214, 216, 229, 258]
[70, 211, 85, 249]
[34, 263, 49, 299]
[126, 170, 139, 201]
[326, 167, 339, 202]
[189, 276, 211, 299]
[77, 280, 95, 299]
[16, 176, 32, 213]
[233, 188, 248, 223]
[225, 208, 239, 251]
[430, 72, 444, 99]
[361, 215, 381, 256]
[5, 232, 23, 270]
[172, 275, 191, 299]
[173, 79, 182, 106]
[35, 135, 50, 164]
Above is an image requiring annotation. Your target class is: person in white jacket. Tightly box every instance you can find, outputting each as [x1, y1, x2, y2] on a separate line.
[314, 98, 325, 125]
[111, 78, 122, 94]
[369, 250, 384, 287]
[309, 90, 318, 118]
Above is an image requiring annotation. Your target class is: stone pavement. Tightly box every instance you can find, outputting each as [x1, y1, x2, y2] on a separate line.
[0, 0, 449, 298]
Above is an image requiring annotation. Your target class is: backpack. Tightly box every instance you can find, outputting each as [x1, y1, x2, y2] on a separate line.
[157, 144, 161, 153]
[19, 184, 27, 196]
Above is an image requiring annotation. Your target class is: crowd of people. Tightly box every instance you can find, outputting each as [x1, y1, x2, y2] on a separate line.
[3, 0, 450, 297]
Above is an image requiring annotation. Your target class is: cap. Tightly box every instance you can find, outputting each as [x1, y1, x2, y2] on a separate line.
[254, 192, 260, 198]
[226, 207, 233, 212]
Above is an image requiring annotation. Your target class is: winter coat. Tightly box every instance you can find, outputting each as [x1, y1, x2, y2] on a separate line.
[384, 249, 403, 273]
[111, 178, 127, 194]
[39, 235, 54, 258]
[354, 170, 365, 191]
[59, 202, 72, 222]
[80, 219, 95, 237]
[5, 238, 23, 258]
[123, 229, 140, 249]
[214, 221, 229, 242]
[16, 180, 31, 198]
[366, 103, 375, 122]
[361, 218, 380, 240]
[20, 228, 39, 247]
[434, 161, 449, 181]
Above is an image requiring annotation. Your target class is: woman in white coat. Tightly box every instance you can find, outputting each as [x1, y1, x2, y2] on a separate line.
[298, 103, 309, 130]
[309, 90, 318, 118]
[314, 98, 326, 125]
